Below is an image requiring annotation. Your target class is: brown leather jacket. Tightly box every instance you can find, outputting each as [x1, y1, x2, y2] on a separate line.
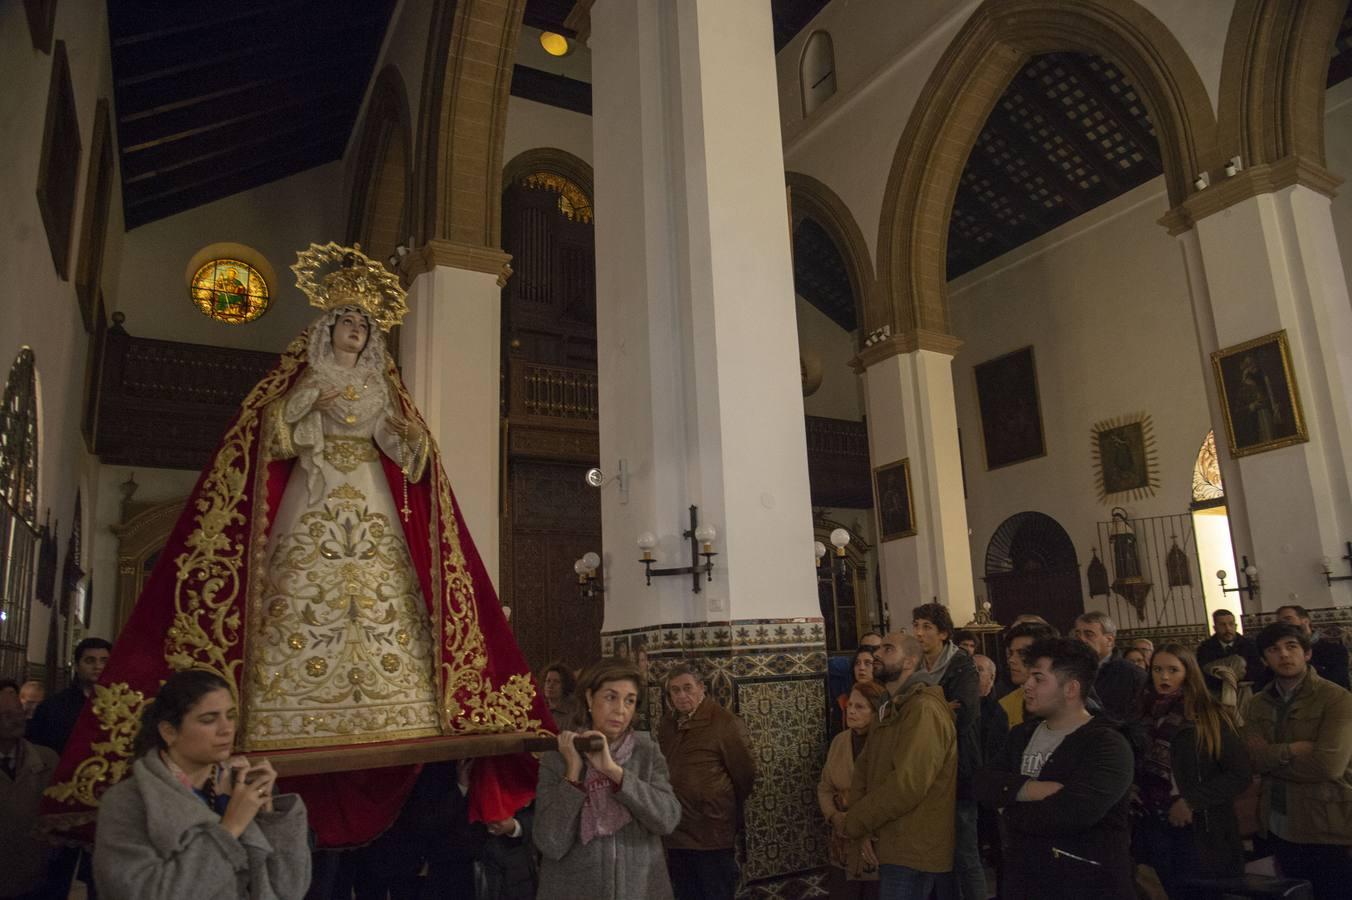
[657, 698, 758, 850]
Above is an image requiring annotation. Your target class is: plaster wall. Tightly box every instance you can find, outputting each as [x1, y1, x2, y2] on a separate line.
[503, 96, 594, 169]
[0, 0, 124, 664]
[948, 175, 1212, 616]
[112, 162, 345, 352]
[796, 295, 863, 420]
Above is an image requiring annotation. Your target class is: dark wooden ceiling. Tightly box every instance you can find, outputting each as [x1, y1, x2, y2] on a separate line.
[793, 218, 855, 331]
[108, 0, 396, 229]
[522, 0, 831, 51]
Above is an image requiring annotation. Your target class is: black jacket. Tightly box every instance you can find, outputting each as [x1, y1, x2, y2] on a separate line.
[978, 693, 1009, 770]
[934, 646, 980, 800]
[1136, 721, 1249, 879]
[1093, 655, 1146, 721]
[27, 681, 88, 753]
[1196, 633, 1264, 687]
[975, 715, 1135, 900]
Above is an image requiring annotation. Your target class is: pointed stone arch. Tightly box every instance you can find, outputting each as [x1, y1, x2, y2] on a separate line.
[347, 65, 413, 263]
[1214, 0, 1345, 189]
[503, 147, 595, 201]
[786, 171, 876, 343]
[871, 0, 1217, 351]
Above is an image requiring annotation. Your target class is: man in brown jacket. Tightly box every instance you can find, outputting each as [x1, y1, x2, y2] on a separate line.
[844, 631, 957, 897]
[658, 662, 757, 900]
[1244, 622, 1352, 900]
[0, 681, 60, 899]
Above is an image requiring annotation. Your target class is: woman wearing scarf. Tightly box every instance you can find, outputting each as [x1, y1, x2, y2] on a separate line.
[819, 680, 887, 899]
[535, 658, 681, 899]
[1133, 644, 1250, 898]
[93, 670, 310, 900]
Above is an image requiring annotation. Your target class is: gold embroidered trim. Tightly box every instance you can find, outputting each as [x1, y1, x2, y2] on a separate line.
[44, 683, 146, 807]
[322, 437, 378, 474]
[262, 398, 296, 460]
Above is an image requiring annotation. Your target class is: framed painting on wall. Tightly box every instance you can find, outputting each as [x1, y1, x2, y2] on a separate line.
[36, 40, 82, 280]
[1211, 330, 1308, 458]
[75, 99, 114, 332]
[974, 345, 1046, 469]
[1090, 412, 1160, 502]
[873, 458, 916, 542]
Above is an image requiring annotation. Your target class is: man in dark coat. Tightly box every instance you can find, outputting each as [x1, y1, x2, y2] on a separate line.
[1196, 608, 1264, 689]
[913, 602, 983, 900]
[1073, 611, 1146, 719]
[976, 638, 1136, 900]
[28, 637, 111, 753]
[1256, 604, 1350, 690]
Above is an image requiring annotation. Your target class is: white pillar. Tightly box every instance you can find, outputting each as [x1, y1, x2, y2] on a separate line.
[1181, 186, 1352, 610]
[400, 240, 511, 587]
[592, 0, 818, 630]
[860, 343, 975, 628]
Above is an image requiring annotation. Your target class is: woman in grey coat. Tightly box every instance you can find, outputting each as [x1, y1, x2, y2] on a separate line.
[535, 658, 682, 899]
[93, 670, 311, 900]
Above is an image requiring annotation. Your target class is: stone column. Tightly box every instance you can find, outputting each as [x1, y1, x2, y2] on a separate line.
[591, 0, 826, 889]
[1174, 179, 1352, 612]
[855, 335, 976, 629]
[400, 239, 512, 587]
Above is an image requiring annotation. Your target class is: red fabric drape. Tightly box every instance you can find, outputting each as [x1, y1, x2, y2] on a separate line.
[43, 335, 553, 846]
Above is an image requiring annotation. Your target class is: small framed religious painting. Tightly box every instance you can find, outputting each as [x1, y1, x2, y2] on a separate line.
[973, 345, 1046, 469]
[873, 458, 916, 542]
[35, 40, 82, 280]
[1211, 330, 1308, 458]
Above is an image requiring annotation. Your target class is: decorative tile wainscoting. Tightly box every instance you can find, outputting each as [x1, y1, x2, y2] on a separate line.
[602, 618, 830, 895]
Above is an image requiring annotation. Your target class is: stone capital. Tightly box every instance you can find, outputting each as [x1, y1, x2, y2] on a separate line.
[1158, 154, 1343, 236]
[849, 329, 964, 373]
[403, 239, 514, 287]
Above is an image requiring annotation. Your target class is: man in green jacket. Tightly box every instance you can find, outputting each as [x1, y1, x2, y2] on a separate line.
[844, 631, 956, 898]
[1244, 622, 1352, 900]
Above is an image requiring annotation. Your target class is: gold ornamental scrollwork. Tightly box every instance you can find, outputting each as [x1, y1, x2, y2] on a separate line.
[45, 683, 147, 807]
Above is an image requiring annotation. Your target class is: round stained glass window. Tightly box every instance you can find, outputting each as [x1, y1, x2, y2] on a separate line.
[190, 258, 270, 324]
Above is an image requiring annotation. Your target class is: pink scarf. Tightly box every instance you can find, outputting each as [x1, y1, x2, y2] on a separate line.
[579, 730, 636, 845]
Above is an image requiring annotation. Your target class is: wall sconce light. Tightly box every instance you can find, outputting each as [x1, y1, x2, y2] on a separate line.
[1224, 155, 1243, 177]
[1194, 172, 1211, 191]
[1321, 541, 1352, 586]
[815, 529, 851, 576]
[637, 505, 718, 593]
[574, 551, 602, 602]
[1217, 554, 1260, 601]
[585, 460, 629, 503]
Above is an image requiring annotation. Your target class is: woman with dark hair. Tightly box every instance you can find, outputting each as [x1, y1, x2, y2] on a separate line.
[819, 680, 887, 899]
[93, 670, 311, 900]
[535, 658, 681, 899]
[835, 648, 880, 731]
[542, 661, 578, 726]
[1133, 643, 1249, 898]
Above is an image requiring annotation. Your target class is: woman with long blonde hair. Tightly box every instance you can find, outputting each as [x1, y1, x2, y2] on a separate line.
[1134, 643, 1250, 898]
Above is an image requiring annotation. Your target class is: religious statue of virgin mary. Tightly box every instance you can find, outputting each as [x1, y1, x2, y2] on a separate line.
[44, 243, 550, 847]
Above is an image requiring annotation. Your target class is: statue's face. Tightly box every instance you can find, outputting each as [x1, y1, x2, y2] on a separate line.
[332, 311, 370, 358]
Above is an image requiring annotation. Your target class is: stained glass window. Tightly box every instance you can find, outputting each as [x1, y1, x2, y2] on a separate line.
[1192, 430, 1225, 503]
[190, 258, 270, 324]
[0, 347, 39, 525]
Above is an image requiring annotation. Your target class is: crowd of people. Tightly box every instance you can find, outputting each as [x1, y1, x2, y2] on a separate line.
[4, 603, 1351, 900]
[819, 603, 1352, 900]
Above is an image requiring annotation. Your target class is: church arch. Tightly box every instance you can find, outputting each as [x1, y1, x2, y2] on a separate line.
[800, 30, 838, 117]
[984, 510, 1083, 633]
[1215, 0, 1346, 184]
[503, 147, 595, 202]
[874, 0, 1217, 341]
[787, 171, 876, 341]
[412, 0, 527, 249]
[347, 66, 413, 266]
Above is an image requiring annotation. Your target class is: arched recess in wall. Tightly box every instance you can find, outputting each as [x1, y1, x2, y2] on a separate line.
[786, 171, 876, 344]
[984, 510, 1082, 634]
[873, 0, 1217, 341]
[347, 66, 413, 268]
[1216, 0, 1348, 180]
[800, 30, 838, 117]
[413, 0, 527, 249]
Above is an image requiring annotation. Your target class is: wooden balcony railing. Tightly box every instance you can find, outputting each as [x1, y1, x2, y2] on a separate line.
[508, 362, 598, 424]
[805, 415, 872, 509]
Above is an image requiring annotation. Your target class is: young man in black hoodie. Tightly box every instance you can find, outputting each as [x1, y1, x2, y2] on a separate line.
[912, 602, 982, 900]
[975, 637, 1135, 900]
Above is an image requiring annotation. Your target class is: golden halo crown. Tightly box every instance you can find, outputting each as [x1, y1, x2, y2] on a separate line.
[291, 241, 407, 331]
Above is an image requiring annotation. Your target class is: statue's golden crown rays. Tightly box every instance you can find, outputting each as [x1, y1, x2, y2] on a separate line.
[292, 241, 408, 332]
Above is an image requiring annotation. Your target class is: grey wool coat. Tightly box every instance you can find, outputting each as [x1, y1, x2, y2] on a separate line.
[93, 753, 311, 900]
[534, 731, 682, 900]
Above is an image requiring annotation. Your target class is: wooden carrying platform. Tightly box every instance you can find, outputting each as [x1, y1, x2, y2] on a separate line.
[268, 732, 600, 778]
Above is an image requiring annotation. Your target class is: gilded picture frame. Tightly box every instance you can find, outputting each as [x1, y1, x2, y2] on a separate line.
[873, 458, 916, 542]
[1210, 330, 1308, 458]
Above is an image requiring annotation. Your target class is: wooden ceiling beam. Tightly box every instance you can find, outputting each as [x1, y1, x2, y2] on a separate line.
[984, 112, 1090, 218]
[1059, 56, 1164, 172]
[953, 146, 1035, 255]
[1016, 71, 1128, 196]
[109, 0, 312, 48]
